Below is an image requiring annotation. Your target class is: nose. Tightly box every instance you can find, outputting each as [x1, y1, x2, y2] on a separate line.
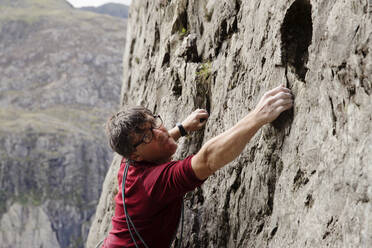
[152, 125, 168, 139]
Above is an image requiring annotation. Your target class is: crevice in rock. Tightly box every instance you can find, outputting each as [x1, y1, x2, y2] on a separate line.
[293, 168, 309, 191]
[259, 14, 271, 49]
[205, 89, 211, 116]
[361, 79, 371, 95]
[153, 103, 157, 114]
[186, 63, 213, 157]
[329, 96, 337, 136]
[214, 16, 238, 56]
[230, 167, 242, 193]
[353, 25, 360, 40]
[171, 9, 188, 35]
[322, 230, 331, 239]
[231, 16, 238, 34]
[327, 216, 335, 228]
[355, 46, 371, 95]
[152, 22, 160, 56]
[214, 1, 240, 56]
[129, 38, 136, 56]
[171, 72, 182, 97]
[322, 216, 339, 240]
[280, 0, 313, 82]
[261, 57, 266, 67]
[256, 222, 264, 234]
[304, 194, 314, 208]
[227, 57, 243, 91]
[162, 41, 171, 67]
[214, 19, 227, 56]
[180, 190, 204, 247]
[181, 34, 201, 63]
[199, 22, 204, 36]
[219, 191, 231, 247]
[333, 61, 356, 97]
[270, 225, 278, 238]
[127, 76, 131, 90]
[267, 154, 282, 215]
[267, 167, 276, 214]
[195, 62, 212, 111]
[162, 52, 170, 67]
[235, 0, 241, 14]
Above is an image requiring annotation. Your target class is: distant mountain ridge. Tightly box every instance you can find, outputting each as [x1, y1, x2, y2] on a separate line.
[80, 3, 129, 19]
[0, 0, 72, 9]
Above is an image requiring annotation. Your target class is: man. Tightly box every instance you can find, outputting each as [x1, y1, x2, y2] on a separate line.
[102, 85, 293, 248]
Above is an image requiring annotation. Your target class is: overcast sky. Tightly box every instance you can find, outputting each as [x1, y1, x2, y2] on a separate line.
[67, 0, 131, 7]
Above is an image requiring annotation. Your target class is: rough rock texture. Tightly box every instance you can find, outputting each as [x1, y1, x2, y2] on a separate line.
[0, 0, 127, 247]
[88, 0, 371, 247]
[0, 203, 59, 247]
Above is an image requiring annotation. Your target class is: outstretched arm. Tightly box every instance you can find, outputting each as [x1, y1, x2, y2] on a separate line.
[169, 109, 209, 141]
[191, 85, 293, 180]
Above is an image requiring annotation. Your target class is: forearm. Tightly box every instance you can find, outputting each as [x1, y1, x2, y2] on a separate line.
[192, 112, 263, 179]
[169, 126, 182, 142]
[191, 85, 293, 180]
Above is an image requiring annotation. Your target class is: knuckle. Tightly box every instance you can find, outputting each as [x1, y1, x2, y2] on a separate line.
[267, 97, 275, 105]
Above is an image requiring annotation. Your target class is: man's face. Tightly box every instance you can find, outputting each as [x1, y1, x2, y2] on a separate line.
[130, 115, 178, 163]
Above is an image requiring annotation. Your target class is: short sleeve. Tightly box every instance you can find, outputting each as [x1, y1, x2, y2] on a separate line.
[143, 155, 206, 203]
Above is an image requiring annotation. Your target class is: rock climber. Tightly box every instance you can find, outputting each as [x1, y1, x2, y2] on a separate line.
[101, 85, 293, 248]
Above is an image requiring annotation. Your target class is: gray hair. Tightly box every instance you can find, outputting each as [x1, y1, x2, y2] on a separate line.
[105, 106, 153, 157]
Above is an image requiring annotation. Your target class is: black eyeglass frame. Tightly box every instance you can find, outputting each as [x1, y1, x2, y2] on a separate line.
[132, 115, 163, 148]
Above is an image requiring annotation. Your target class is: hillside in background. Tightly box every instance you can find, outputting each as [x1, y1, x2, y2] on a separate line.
[80, 3, 129, 19]
[0, 0, 127, 247]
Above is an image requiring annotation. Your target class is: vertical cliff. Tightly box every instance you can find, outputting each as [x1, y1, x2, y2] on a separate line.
[88, 0, 372, 247]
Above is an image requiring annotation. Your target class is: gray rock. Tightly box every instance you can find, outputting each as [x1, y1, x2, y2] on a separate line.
[89, 0, 372, 247]
[0, 203, 59, 248]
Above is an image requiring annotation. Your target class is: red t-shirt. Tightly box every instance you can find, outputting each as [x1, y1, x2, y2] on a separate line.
[103, 155, 205, 248]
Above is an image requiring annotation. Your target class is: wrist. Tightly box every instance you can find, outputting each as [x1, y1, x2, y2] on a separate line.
[176, 123, 188, 136]
[246, 111, 266, 128]
[181, 122, 191, 133]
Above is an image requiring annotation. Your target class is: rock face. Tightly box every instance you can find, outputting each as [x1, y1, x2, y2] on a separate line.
[88, 0, 371, 247]
[0, 0, 127, 247]
[0, 203, 59, 247]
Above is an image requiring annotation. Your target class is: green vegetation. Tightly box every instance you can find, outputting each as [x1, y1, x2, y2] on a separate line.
[0, 7, 64, 25]
[0, 0, 115, 30]
[12, 189, 43, 207]
[0, 0, 70, 10]
[179, 27, 188, 37]
[0, 106, 106, 139]
[69, 236, 84, 248]
[196, 61, 212, 83]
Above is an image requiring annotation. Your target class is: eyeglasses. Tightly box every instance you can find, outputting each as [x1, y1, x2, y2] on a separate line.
[133, 115, 163, 148]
